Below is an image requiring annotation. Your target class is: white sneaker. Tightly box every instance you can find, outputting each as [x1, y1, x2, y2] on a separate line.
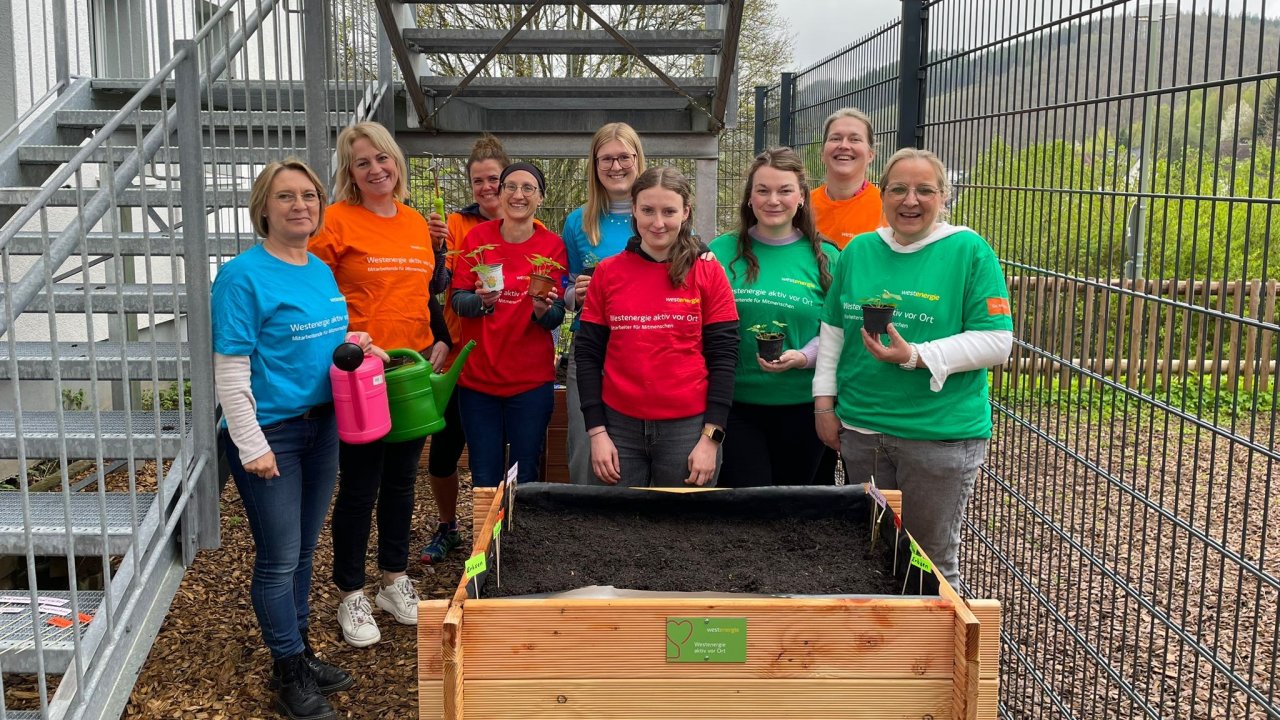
[375, 575, 420, 625]
[337, 592, 381, 648]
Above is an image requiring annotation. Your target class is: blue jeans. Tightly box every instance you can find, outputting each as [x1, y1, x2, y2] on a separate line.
[222, 413, 339, 660]
[458, 383, 554, 487]
[604, 406, 721, 488]
[839, 431, 986, 589]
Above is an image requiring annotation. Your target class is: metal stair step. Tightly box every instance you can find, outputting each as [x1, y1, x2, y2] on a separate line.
[5, 230, 252, 256]
[0, 410, 185, 459]
[90, 79, 367, 111]
[0, 492, 157, 555]
[19, 144, 303, 166]
[0, 283, 186, 314]
[403, 28, 722, 55]
[0, 590, 106, 674]
[419, 75, 715, 99]
[0, 186, 217, 208]
[0, 341, 188, 380]
[55, 109, 334, 129]
[404, 0, 727, 3]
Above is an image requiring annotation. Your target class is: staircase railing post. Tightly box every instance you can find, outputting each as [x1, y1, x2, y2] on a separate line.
[302, 0, 332, 183]
[897, 0, 927, 149]
[52, 0, 69, 88]
[175, 40, 220, 558]
[375, 2, 395, 128]
[753, 85, 767, 154]
[778, 71, 795, 148]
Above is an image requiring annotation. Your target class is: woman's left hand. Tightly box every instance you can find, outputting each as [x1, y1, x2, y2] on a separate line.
[348, 332, 391, 362]
[428, 214, 448, 250]
[757, 349, 807, 373]
[861, 324, 912, 365]
[428, 341, 449, 373]
[531, 287, 558, 319]
[685, 435, 719, 486]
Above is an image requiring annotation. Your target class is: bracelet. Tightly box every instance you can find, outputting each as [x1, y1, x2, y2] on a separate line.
[588, 429, 607, 437]
[899, 343, 920, 371]
[814, 408, 835, 415]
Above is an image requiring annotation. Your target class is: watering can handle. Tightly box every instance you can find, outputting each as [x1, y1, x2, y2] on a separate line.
[385, 348, 427, 364]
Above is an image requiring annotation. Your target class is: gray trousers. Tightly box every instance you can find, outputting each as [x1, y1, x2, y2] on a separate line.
[565, 341, 599, 485]
[605, 406, 721, 488]
[840, 431, 986, 590]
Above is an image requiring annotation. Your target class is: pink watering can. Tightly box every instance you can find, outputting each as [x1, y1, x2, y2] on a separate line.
[330, 335, 391, 444]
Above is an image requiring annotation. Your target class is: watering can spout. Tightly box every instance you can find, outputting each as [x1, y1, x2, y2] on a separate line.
[431, 340, 475, 410]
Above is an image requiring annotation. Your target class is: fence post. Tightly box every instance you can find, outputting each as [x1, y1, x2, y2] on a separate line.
[754, 85, 767, 154]
[175, 40, 220, 557]
[897, 0, 926, 149]
[303, 0, 332, 183]
[778, 71, 795, 148]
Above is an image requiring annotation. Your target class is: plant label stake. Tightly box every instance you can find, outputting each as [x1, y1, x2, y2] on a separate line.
[867, 477, 888, 550]
[909, 539, 932, 595]
[466, 551, 487, 599]
[892, 513, 902, 575]
[493, 509, 505, 588]
[504, 460, 518, 531]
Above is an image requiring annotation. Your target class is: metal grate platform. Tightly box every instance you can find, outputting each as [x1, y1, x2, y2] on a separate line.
[0, 341, 187, 380]
[0, 492, 157, 555]
[0, 410, 185, 459]
[0, 590, 105, 673]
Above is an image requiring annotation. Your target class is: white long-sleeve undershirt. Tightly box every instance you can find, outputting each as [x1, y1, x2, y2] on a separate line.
[213, 353, 270, 464]
[813, 322, 1013, 396]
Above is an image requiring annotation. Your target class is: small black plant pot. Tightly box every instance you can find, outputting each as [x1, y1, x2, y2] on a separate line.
[579, 265, 596, 277]
[756, 335, 784, 362]
[861, 304, 895, 335]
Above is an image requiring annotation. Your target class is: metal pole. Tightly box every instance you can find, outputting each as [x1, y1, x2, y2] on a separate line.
[375, 0, 394, 128]
[897, 0, 926, 149]
[154, 0, 171, 66]
[778, 72, 795, 148]
[753, 85, 767, 154]
[1130, 4, 1172, 281]
[52, 0, 70, 87]
[302, 0, 331, 183]
[0, 0, 16, 134]
[174, 40, 220, 555]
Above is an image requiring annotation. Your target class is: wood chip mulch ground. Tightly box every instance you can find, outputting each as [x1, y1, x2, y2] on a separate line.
[122, 456, 474, 719]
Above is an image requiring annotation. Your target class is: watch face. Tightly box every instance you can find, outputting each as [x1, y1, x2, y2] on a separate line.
[705, 427, 725, 443]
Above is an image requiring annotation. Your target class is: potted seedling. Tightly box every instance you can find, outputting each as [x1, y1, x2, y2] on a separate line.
[578, 251, 602, 278]
[526, 253, 566, 300]
[861, 290, 902, 335]
[749, 321, 787, 362]
[449, 244, 503, 293]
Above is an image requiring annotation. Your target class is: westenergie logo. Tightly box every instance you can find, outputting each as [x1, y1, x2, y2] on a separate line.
[903, 290, 941, 302]
[666, 297, 702, 304]
[781, 277, 817, 290]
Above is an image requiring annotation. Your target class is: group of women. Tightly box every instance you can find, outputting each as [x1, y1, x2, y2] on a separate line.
[210, 107, 1012, 720]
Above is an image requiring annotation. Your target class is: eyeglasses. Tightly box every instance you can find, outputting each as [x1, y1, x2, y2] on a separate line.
[501, 182, 539, 196]
[884, 184, 940, 200]
[596, 153, 636, 170]
[273, 191, 321, 205]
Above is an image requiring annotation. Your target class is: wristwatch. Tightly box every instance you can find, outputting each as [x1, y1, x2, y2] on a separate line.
[899, 343, 919, 370]
[701, 426, 726, 444]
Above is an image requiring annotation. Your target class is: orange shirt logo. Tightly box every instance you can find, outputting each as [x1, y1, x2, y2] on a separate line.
[987, 297, 1011, 316]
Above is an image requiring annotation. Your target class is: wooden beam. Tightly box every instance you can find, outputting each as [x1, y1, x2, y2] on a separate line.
[417, 599, 450, 720]
[442, 603, 465, 720]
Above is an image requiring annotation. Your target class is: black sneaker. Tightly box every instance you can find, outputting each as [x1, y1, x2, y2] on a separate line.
[271, 653, 336, 720]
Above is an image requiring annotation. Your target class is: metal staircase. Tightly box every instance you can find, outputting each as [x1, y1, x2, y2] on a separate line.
[0, 0, 386, 717]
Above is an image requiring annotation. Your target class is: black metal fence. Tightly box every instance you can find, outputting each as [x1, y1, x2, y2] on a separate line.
[759, 1, 1280, 718]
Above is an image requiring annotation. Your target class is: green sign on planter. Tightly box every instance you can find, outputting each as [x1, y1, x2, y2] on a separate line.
[665, 617, 747, 663]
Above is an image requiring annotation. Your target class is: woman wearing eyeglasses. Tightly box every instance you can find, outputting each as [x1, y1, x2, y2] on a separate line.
[310, 122, 450, 649]
[562, 123, 646, 485]
[451, 162, 568, 489]
[214, 159, 387, 719]
[813, 148, 1013, 589]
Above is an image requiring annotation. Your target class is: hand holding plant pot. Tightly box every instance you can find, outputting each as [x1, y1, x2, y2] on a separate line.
[860, 290, 903, 335]
[573, 253, 601, 305]
[749, 321, 787, 362]
[526, 253, 566, 300]
[449, 244, 503, 293]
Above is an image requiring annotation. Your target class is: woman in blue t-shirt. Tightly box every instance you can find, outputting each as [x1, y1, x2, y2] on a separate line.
[212, 158, 386, 720]
[562, 122, 647, 484]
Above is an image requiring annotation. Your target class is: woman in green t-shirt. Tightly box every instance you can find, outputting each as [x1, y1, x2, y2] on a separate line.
[813, 148, 1014, 589]
[709, 147, 839, 487]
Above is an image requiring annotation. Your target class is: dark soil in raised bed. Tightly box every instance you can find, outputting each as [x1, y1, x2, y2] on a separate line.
[485, 485, 924, 597]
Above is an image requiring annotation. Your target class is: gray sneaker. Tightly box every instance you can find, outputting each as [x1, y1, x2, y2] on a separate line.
[337, 592, 381, 648]
[375, 575, 420, 625]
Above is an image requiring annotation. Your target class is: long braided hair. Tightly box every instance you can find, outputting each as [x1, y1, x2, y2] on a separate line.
[732, 147, 832, 292]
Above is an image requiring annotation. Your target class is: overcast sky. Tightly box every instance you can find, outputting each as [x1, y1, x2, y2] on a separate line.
[775, 1, 902, 70]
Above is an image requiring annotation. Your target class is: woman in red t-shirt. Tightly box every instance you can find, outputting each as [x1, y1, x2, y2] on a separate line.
[575, 167, 739, 487]
[451, 162, 568, 488]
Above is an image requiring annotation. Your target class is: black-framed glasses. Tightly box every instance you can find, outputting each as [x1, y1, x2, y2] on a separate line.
[596, 153, 636, 170]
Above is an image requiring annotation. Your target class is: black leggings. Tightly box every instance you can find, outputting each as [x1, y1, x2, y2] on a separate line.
[717, 401, 826, 487]
[426, 389, 466, 478]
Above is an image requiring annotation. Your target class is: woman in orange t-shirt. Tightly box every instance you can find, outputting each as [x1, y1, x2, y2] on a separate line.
[810, 107, 884, 250]
[310, 122, 449, 649]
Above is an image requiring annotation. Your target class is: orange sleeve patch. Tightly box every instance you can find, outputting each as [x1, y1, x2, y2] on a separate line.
[987, 297, 1011, 316]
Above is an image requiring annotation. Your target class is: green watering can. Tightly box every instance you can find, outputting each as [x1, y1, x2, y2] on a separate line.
[382, 340, 475, 442]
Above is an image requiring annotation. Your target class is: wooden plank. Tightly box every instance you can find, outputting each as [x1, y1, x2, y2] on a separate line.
[977, 678, 999, 720]
[1259, 281, 1277, 386]
[966, 599, 1001, 680]
[1059, 278, 1079, 386]
[1080, 282, 1097, 373]
[472, 487, 497, 534]
[1244, 280, 1262, 387]
[462, 678, 954, 719]
[950, 600, 980, 720]
[458, 597, 956, 680]
[418, 599, 451, 720]
[443, 603, 465, 720]
[1227, 279, 1246, 388]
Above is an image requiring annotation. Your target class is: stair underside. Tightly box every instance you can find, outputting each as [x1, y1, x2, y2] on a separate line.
[5, 231, 251, 256]
[403, 28, 721, 55]
[419, 76, 715, 99]
[0, 342, 188, 380]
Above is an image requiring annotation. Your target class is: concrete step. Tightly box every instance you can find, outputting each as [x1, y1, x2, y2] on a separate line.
[0, 341, 188, 380]
[5, 230, 252, 256]
[403, 28, 722, 55]
[0, 590, 106, 674]
[0, 410, 185, 459]
[18, 144, 303, 167]
[0, 492, 157, 555]
[419, 75, 715, 99]
[0, 283, 186, 314]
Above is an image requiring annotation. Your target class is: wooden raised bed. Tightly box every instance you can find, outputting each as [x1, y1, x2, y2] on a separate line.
[419, 482, 999, 719]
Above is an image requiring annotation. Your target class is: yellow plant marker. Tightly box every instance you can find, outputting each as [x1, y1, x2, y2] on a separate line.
[465, 552, 487, 579]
